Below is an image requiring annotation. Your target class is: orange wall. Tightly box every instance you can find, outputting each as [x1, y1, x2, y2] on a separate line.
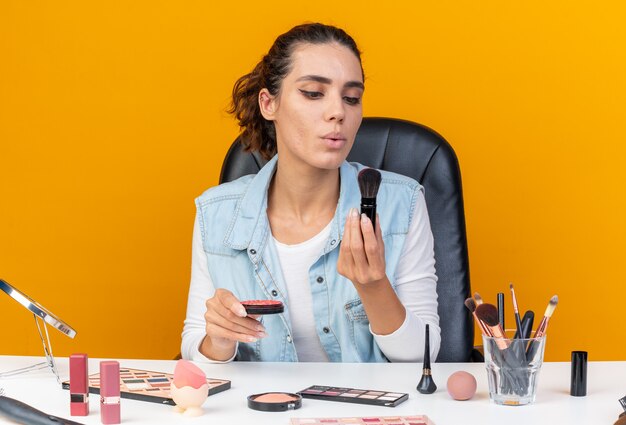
[1, 1, 625, 362]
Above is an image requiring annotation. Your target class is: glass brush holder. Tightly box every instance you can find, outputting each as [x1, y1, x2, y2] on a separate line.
[482, 331, 547, 406]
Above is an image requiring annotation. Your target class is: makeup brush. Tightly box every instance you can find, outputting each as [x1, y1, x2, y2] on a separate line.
[514, 310, 535, 340]
[509, 283, 523, 339]
[526, 295, 558, 360]
[615, 396, 626, 425]
[358, 168, 382, 230]
[0, 391, 86, 425]
[497, 292, 505, 330]
[475, 303, 509, 350]
[473, 292, 484, 305]
[416, 324, 437, 394]
[534, 295, 558, 338]
[464, 297, 492, 337]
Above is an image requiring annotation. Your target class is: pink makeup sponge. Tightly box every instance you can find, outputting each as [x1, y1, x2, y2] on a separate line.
[173, 360, 206, 389]
[446, 370, 477, 401]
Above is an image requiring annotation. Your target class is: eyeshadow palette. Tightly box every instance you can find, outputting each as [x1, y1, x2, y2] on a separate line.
[298, 385, 408, 407]
[62, 367, 230, 405]
[290, 416, 433, 425]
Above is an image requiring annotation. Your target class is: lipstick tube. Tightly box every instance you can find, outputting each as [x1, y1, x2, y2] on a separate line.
[100, 361, 121, 424]
[69, 353, 89, 416]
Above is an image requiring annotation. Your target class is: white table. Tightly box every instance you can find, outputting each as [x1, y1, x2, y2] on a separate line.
[0, 356, 623, 424]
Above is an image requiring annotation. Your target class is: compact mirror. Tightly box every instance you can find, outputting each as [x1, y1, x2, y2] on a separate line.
[0, 279, 76, 338]
[0, 278, 77, 383]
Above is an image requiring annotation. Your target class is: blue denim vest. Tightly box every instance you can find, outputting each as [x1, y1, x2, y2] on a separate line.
[195, 156, 423, 362]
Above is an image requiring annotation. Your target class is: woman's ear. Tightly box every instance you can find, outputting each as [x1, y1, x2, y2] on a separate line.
[259, 88, 277, 121]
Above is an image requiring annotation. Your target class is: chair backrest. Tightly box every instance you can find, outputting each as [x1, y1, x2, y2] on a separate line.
[219, 117, 473, 362]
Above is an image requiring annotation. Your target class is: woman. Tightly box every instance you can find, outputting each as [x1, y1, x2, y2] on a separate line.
[181, 23, 440, 363]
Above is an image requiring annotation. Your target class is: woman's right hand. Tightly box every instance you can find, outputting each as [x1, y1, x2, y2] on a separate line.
[200, 288, 267, 360]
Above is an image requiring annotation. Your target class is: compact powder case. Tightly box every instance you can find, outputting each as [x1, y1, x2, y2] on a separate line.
[247, 392, 302, 412]
[241, 300, 284, 315]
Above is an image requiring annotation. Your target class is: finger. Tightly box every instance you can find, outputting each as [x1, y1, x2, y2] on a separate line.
[208, 300, 265, 334]
[367, 214, 386, 274]
[338, 209, 357, 273]
[215, 288, 247, 317]
[360, 212, 376, 245]
[206, 322, 262, 344]
[360, 213, 380, 266]
[205, 308, 266, 339]
[340, 208, 354, 256]
[375, 213, 384, 246]
[350, 213, 369, 272]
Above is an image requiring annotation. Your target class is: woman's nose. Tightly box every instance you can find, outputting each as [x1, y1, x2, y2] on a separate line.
[324, 94, 345, 123]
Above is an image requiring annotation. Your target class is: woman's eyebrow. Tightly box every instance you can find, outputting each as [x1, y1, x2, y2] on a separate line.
[295, 75, 364, 90]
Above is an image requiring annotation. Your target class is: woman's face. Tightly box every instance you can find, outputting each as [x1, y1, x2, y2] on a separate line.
[260, 42, 364, 171]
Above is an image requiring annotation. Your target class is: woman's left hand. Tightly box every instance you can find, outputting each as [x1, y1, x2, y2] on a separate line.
[337, 208, 386, 286]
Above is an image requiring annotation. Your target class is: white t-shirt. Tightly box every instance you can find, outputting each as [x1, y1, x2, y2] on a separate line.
[273, 221, 332, 362]
[182, 190, 440, 362]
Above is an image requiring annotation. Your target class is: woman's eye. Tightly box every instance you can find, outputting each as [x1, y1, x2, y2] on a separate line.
[300, 90, 323, 99]
[344, 96, 361, 105]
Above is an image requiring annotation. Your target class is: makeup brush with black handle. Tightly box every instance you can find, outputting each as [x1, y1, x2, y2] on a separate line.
[526, 295, 558, 361]
[358, 168, 382, 230]
[514, 310, 534, 340]
[497, 292, 505, 330]
[416, 324, 437, 394]
[0, 391, 85, 425]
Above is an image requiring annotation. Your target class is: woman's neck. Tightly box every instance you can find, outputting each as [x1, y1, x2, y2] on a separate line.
[267, 159, 340, 244]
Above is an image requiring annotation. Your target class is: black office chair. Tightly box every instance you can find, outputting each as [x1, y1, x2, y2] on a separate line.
[220, 117, 474, 362]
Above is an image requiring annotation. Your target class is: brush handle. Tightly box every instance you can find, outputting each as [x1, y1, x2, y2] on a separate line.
[423, 324, 431, 368]
[497, 293, 505, 330]
[513, 312, 523, 339]
[615, 412, 626, 425]
[534, 316, 549, 338]
[0, 395, 85, 425]
[525, 317, 547, 362]
[360, 198, 376, 230]
[515, 311, 534, 339]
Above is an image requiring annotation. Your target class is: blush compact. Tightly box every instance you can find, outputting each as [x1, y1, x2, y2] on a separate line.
[247, 392, 302, 412]
[241, 300, 284, 315]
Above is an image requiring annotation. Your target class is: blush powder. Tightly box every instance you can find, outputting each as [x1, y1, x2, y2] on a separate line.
[241, 300, 284, 315]
[253, 393, 297, 403]
[247, 392, 302, 412]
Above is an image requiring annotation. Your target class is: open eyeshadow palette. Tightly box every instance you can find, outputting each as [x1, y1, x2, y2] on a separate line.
[61, 367, 230, 405]
[290, 416, 433, 425]
[298, 385, 409, 407]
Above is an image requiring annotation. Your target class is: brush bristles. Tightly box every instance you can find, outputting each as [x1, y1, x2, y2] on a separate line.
[473, 292, 484, 305]
[464, 298, 477, 313]
[475, 303, 500, 327]
[544, 295, 558, 317]
[358, 168, 382, 199]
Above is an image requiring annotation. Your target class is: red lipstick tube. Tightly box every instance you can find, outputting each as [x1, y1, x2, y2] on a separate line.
[69, 353, 89, 416]
[99, 361, 121, 424]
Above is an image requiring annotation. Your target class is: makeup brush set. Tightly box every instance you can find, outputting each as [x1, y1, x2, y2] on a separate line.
[465, 284, 559, 401]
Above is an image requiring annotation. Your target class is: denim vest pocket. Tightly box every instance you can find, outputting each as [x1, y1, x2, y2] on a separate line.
[344, 298, 389, 363]
[344, 298, 370, 362]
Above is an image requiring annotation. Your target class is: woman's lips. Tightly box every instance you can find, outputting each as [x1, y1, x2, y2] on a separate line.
[321, 136, 346, 149]
[321, 132, 347, 149]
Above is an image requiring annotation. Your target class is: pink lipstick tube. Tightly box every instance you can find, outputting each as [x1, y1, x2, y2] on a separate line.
[69, 353, 89, 416]
[99, 361, 121, 424]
